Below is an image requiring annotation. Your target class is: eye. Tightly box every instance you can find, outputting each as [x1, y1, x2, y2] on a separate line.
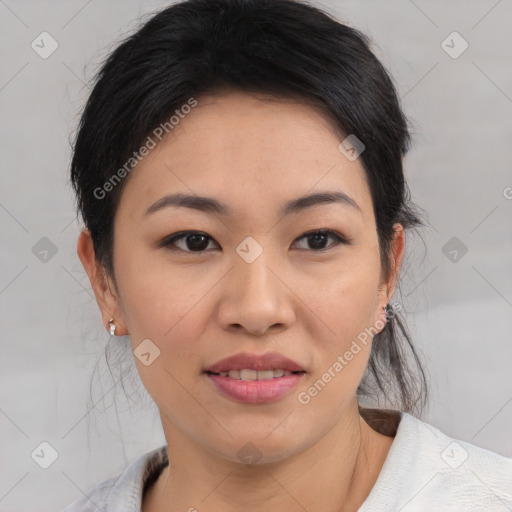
[159, 229, 350, 254]
[159, 231, 219, 252]
[292, 230, 350, 251]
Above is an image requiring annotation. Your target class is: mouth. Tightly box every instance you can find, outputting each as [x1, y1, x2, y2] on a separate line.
[203, 351, 307, 403]
[203, 369, 307, 404]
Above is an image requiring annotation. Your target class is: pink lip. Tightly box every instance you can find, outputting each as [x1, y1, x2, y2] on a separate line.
[203, 351, 306, 373]
[205, 372, 305, 403]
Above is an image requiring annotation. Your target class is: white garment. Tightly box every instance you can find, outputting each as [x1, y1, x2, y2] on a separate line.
[61, 411, 512, 511]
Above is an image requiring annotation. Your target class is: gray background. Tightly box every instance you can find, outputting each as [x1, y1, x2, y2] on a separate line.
[1, 0, 511, 509]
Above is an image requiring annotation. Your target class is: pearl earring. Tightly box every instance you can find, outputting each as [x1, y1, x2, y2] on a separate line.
[108, 318, 116, 336]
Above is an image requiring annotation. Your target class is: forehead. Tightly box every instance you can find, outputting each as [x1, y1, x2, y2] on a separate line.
[118, 90, 372, 221]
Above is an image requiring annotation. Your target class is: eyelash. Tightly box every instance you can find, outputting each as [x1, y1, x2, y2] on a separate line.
[159, 229, 351, 253]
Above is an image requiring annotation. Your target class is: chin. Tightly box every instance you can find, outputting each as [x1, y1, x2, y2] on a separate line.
[205, 430, 308, 466]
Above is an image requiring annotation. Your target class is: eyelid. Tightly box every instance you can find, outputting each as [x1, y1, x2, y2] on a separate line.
[292, 229, 351, 250]
[158, 231, 219, 251]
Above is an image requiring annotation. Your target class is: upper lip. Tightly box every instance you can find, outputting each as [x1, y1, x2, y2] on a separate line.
[204, 351, 306, 373]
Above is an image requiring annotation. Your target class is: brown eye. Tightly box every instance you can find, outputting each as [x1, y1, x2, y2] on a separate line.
[293, 230, 349, 251]
[160, 231, 219, 252]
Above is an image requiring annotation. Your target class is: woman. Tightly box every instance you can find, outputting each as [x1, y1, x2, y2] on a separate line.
[62, 0, 512, 510]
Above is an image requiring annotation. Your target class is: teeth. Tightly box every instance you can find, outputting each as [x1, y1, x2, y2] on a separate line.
[240, 369, 258, 381]
[216, 369, 296, 380]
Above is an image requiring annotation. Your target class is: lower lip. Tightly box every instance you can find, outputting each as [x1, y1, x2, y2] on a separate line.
[205, 372, 305, 403]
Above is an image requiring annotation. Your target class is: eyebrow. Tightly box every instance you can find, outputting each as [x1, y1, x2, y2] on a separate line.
[143, 190, 362, 218]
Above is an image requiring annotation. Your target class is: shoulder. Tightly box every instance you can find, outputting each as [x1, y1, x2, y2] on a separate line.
[60, 445, 168, 512]
[403, 413, 512, 503]
[360, 411, 512, 511]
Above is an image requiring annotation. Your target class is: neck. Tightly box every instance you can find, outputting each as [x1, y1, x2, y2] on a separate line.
[143, 401, 396, 512]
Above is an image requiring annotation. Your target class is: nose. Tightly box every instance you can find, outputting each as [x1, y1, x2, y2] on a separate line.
[217, 252, 295, 337]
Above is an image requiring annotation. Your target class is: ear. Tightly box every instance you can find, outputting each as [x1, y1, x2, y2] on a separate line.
[76, 229, 128, 335]
[374, 223, 405, 326]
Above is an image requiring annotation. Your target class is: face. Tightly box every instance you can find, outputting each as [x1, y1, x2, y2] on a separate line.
[79, 89, 404, 464]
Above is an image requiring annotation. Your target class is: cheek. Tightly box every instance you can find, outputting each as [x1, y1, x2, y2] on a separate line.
[303, 248, 382, 340]
[296, 249, 381, 393]
[116, 262, 213, 413]
[118, 267, 211, 357]
[295, 276, 377, 416]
